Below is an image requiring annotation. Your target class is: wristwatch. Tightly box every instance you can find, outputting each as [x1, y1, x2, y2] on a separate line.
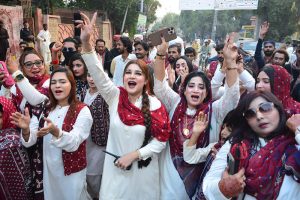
[14, 73, 25, 82]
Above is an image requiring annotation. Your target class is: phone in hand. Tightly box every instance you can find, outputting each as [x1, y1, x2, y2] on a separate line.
[73, 12, 82, 37]
[0, 61, 15, 88]
[227, 152, 239, 175]
[148, 27, 177, 46]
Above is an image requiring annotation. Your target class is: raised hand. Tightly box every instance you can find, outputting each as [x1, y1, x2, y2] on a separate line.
[223, 33, 238, 66]
[259, 21, 269, 39]
[192, 112, 209, 136]
[166, 64, 175, 87]
[218, 167, 246, 198]
[10, 107, 30, 130]
[157, 36, 168, 56]
[5, 49, 19, 74]
[51, 42, 63, 53]
[286, 114, 300, 134]
[77, 12, 97, 52]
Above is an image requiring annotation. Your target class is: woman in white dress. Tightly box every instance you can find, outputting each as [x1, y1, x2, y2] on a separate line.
[153, 35, 240, 199]
[11, 67, 93, 200]
[78, 12, 171, 200]
[203, 91, 300, 200]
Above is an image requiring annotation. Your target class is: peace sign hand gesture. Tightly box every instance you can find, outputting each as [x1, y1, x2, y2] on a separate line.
[76, 12, 97, 52]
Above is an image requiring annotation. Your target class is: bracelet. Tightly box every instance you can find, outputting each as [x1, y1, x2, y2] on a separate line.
[227, 67, 238, 70]
[156, 52, 166, 57]
[81, 50, 95, 55]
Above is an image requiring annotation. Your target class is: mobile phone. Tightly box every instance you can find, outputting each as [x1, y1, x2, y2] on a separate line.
[148, 27, 177, 46]
[227, 152, 238, 175]
[0, 61, 15, 88]
[73, 12, 81, 37]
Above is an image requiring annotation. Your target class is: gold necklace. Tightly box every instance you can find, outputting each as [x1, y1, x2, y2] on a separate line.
[183, 115, 190, 137]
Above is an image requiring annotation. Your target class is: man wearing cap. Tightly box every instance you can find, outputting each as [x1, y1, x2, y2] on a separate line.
[254, 21, 276, 70]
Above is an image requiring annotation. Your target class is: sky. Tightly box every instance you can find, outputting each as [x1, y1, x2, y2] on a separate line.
[156, 0, 181, 19]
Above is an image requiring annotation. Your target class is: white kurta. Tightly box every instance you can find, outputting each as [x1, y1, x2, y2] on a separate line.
[0, 74, 49, 112]
[22, 105, 93, 200]
[37, 29, 51, 65]
[153, 76, 240, 200]
[203, 138, 300, 200]
[82, 52, 167, 200]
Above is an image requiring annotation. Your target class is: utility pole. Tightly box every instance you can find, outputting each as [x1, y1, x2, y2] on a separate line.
[211, 9, 218, 41]
[121, 4, 129, 33]
[140, 0, 144, 13]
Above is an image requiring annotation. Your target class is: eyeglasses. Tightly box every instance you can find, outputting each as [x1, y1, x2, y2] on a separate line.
[62, 47, 76, 53]
[24, 60, 43, 69]
[243, 102, 274, 120]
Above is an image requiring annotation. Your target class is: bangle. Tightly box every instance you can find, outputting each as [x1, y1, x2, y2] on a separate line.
[155, 55, 166, 60]
[227, 67, 237, 70]
[156, 52, 166, 57]
[81, 50, 95, 55]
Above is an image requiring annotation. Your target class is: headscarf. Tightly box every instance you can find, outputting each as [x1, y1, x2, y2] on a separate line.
[260, 64, 300, 116]
[169, 78, 213, 198]
[0, 96, 17, 129]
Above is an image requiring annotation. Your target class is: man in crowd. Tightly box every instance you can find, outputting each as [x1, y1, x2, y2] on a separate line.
[37, 24, 51, 65]
[111, 36, 136, 86]
[51, 37, 78, 68]
[185, 47, 199, 68]
[168, 44, 181, 67]
[290, 45, 300, 102]
[134, 40, 150, 64]
[254, 21, 276, 70]
[20, 21, 35, 47]
[95, 39, 113, 77]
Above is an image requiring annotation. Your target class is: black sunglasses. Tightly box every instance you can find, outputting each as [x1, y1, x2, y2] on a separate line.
[243, 102, 274, 120]
[62, 47, 76, 53]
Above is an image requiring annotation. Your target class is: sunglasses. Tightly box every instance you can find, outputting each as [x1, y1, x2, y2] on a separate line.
[62, 47, 76, 53]
[24, 60, 43, 69]
[243, 102, 274, 120]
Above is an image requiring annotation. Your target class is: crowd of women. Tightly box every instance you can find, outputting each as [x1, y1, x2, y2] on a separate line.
[0, 12, 299, 200]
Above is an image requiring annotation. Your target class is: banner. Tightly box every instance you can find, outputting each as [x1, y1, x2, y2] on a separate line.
[179, 0, 215, 10]
[179, 0, 259, 10]
[136, 14, 147, 34]
[215, 0, 259, 10]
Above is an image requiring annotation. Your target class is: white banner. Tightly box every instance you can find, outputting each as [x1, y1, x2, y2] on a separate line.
[179, 0, 215, 10]
[179, 0, 258, 10]
[215, 0, 258, 10]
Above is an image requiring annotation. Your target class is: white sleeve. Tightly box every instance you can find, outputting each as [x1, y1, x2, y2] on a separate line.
[51, 106, 93, 152]
[153, 77, 181, 113]
[0, 85, 12, 98]
[239, 70, 255, 92]
[82, 52, 119, 106]
[211, 69, 225, 100]
[212, 79, 240, 127]
[21, 114, 39, 147]
[183, 140, 216, 164]
[37, 31, 43, 41]
[138, 138, 166, 160]
[295, 126, 300, 145]
[203, 141, 231, 200]
[14, 72, 48, 105]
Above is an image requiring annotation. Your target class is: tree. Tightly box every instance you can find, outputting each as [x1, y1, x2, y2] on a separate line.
[151, 13, 180, 32]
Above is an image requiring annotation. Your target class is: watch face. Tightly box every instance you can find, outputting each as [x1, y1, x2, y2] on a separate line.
[15, 74, 25, 81]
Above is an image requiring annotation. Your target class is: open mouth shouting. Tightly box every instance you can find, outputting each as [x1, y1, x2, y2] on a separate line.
[128, 80, 137, 88]
[191, 95, 200, 102]
[54, 89, 63, 96]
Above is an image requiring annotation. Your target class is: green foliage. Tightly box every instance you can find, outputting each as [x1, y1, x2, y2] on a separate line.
[151, 13, 180, 32]
[256, 0, 298, 41]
